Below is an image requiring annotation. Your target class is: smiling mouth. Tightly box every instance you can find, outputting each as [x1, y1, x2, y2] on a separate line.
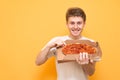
[72, 29, 80, 31]
[71, 28, 81, 31]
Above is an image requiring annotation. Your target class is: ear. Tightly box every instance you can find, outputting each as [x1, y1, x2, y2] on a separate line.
[83, 21, 86, 27]
[66, 22, 69, 28]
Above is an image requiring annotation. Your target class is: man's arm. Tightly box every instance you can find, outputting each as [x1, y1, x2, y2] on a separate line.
[35, 37, 65, 66]
[82, 62, 96, 76]
[76, 52, 96, 76]
[35, 43, 56, 66]
[82, 42, 102, 76]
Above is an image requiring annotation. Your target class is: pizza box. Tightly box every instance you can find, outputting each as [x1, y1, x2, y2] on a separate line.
[56, 40, 102, 63]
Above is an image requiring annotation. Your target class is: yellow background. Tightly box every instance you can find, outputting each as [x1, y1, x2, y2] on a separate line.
[0, 0, 120, 80]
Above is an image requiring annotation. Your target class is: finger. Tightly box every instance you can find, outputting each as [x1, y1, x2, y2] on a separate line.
[85, 52, 88, 59]
[82, 52, 85, 60]
[60, 41, 66, 47]
[54, 43, 58, 47]
[90, 59, 94, 63]
[56, 42, 64, 48]
[62, 41, 66, 45]
[82, 52, 88, 64]
[79, 53, 83, 61]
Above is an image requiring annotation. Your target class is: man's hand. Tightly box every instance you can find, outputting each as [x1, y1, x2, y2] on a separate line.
[76, 52, 93, 65]
[48, 39, 65, 48]
[54, 40, 65, 48]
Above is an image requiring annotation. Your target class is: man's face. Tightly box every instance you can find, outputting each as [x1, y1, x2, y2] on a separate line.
[66, 16, 85, 38]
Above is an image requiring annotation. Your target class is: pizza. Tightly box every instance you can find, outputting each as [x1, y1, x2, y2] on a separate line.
[62, 43, 96, 55]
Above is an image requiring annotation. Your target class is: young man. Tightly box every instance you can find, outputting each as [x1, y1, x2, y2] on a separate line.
[36, 7, 101, 80]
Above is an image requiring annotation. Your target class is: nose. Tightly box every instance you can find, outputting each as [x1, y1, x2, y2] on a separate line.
[74, 23, 79, 28]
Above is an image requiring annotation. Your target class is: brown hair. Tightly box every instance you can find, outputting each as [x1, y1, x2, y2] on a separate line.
[66, 7, 86, 22]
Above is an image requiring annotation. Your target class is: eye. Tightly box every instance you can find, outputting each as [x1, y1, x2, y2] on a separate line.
[70, 22, 75, 25]
[77, 22, 82, 25]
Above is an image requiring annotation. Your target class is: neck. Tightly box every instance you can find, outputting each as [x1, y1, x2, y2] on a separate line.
[69, 35, 82, 40]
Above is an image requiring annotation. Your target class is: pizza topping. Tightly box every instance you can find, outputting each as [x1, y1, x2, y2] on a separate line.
[62, 43, 96, 54]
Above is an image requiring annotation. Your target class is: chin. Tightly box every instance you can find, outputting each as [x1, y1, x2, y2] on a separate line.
[73, 35, 80, 37]
[71, 33, 80, 37]
[71, 34, 80, 37]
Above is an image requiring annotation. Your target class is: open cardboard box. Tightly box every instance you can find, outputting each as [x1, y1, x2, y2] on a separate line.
[56, 40, 102, 63]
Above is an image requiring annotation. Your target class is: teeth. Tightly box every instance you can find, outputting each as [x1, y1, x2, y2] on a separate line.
[72, 29, 80, 31]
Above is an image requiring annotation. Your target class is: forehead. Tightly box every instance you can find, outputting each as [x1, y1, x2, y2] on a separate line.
[68, 16, 84, 22]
